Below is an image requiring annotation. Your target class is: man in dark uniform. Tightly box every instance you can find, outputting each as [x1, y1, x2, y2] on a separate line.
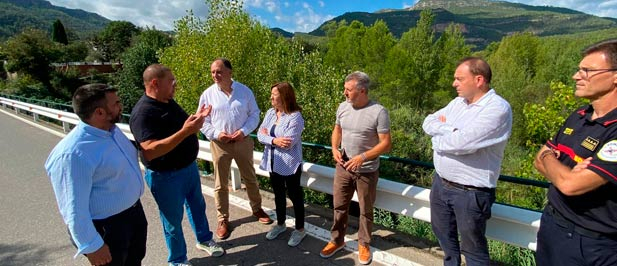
[534, 39, 617, 265]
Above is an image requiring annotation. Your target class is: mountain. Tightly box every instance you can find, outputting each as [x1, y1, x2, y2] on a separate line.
[0, 0, 110, 40]
[308, 0, 617, 49]
[271, 27, 293, 38]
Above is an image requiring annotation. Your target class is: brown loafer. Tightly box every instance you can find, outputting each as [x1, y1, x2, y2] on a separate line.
[216, 220, 230, 240]
[253, 209, 273, 224]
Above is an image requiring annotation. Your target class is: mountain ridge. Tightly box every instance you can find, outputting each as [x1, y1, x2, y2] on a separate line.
[304, 0, 617, 49]
[0, 0, 110, 40]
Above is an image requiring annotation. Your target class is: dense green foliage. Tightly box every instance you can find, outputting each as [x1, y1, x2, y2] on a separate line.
[160, 0, 345, 151]
[3, 1, 617, 264]
[115, 29, 173, 112]
[2, 29, 59, 91]
[90, 21, 141, 62]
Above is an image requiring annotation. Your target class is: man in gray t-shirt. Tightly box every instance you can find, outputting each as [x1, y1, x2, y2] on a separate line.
[319, 71, 391, 265]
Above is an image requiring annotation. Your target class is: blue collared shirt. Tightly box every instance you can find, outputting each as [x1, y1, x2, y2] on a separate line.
[198, 81, 261, 140]
[45, 122, 144, 257]
[422, 89, 512, 188]
[257, 108, 304, 176]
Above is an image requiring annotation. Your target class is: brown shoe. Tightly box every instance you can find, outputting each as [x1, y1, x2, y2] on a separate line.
[358, 244, 372, 265]
[320, 241, 345, 258]
[253, 209, 273, 224]
[216, 220, 230, 240]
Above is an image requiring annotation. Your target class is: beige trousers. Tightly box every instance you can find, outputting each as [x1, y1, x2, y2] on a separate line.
[210, 137, 262, 221]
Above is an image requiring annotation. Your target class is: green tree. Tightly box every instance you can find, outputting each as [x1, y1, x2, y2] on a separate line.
[380, 10, 470, 110]
[160, 0, 345, 149]
[3, 29, 60, 92]
[488, 32, 543, 144]
[324, 20, 395, 83]
[432, 24, 471, 106]
[116, 28, 173, 111]
[51, 19, 68, 45]
[91, 21, 141, 62]
[59, 41, 89, 62]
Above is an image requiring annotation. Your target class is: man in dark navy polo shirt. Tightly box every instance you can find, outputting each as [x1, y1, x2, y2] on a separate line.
[130, 64, 223, 266]
[534, 39, 617, 265]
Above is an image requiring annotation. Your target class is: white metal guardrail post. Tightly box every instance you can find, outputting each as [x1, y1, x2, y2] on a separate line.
[0, 96, 543, 251]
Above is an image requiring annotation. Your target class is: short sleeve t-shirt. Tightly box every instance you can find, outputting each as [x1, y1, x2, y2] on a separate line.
[546, 105, 617, 235]
[335, 100, 390, 173]
[129, 95, 198, 172]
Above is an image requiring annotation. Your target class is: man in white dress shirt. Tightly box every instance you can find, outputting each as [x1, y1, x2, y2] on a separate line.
[422, 57, 512, 266]
[198, 58, 273, 240]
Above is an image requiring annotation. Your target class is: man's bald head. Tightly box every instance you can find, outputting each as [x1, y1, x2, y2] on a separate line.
[143, 64, 171, 86]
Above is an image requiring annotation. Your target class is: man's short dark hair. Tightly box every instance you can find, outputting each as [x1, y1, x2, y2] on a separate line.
[72, 84, 117, 121]
[583, 39, 617, 68]
[345, 71, 371, 92]
[214, 58, 233, 70]
[458, 57, 492, 84]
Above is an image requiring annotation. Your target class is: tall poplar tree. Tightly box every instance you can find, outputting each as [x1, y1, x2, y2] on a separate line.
[51, 19, 68, 45]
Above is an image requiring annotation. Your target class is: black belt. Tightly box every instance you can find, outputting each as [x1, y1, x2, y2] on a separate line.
[441, 177, 495, 193]
[546, 204, 615, 240]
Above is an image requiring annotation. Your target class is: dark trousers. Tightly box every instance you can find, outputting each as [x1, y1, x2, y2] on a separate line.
[330, 165, 378, 247]
[535, 205, 617, 266]
[430, 174, 495, 266]
[71, 200, 148, 266]
[270, 166, 305, 229]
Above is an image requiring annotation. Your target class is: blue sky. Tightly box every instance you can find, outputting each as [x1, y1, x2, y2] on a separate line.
[244, 0, 418, 32]
[47, 0, 617, 33]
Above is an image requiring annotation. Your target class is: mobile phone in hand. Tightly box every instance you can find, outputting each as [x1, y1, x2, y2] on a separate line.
[341, 149, 349, 163]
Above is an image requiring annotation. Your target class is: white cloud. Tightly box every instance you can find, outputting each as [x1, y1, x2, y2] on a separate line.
[402, 1, 418, 9]
[318, 1, 325, 8]
[509, 0, 617, 19]
[265, 1, 278, 12]
[292, 2, 333, 33]
[598, 0, 617, 8]
[244, 0, 264, 8]
[48, 0, 208, 31]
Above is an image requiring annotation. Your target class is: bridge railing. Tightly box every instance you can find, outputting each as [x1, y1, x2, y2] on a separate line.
[0, 96, 542, 251]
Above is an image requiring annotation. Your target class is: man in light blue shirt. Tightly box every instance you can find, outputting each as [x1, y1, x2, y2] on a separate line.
[198, 58, 272, 240]
[423, 57, 512, 266]
[45, 84, 146, 266]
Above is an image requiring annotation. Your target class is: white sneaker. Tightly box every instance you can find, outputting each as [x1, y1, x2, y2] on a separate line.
[169, 260, 192, 266]
[266, 224, 287, 240]
[287, 229, 306, 247]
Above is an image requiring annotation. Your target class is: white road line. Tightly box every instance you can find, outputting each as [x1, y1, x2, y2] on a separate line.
[0, 108, 420, 266]
[201, 184, 421, 266]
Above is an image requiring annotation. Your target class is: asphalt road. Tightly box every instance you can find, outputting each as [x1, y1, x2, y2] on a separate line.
[0, 111, 370, 266]
[0, 109, 440, 266]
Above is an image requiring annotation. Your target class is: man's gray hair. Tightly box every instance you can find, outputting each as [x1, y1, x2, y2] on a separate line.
[345, 71, 371, 92]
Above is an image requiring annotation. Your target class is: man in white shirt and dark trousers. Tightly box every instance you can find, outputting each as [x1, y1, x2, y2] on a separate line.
[423, 57, 512, 266]
[198, 58, 273, 240]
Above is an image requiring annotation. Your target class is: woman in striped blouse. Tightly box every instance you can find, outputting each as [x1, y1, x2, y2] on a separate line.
[257, 82, 306, 247]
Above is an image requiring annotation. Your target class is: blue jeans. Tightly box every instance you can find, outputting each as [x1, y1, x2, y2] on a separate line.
[145, 162, 214, 263]
[430, 174, 495, 266]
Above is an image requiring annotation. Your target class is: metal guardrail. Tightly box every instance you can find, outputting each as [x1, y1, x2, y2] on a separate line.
[0, 96, 542, 251]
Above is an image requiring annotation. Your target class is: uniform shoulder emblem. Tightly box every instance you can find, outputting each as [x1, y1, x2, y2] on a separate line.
[597, 140, 617, 162]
